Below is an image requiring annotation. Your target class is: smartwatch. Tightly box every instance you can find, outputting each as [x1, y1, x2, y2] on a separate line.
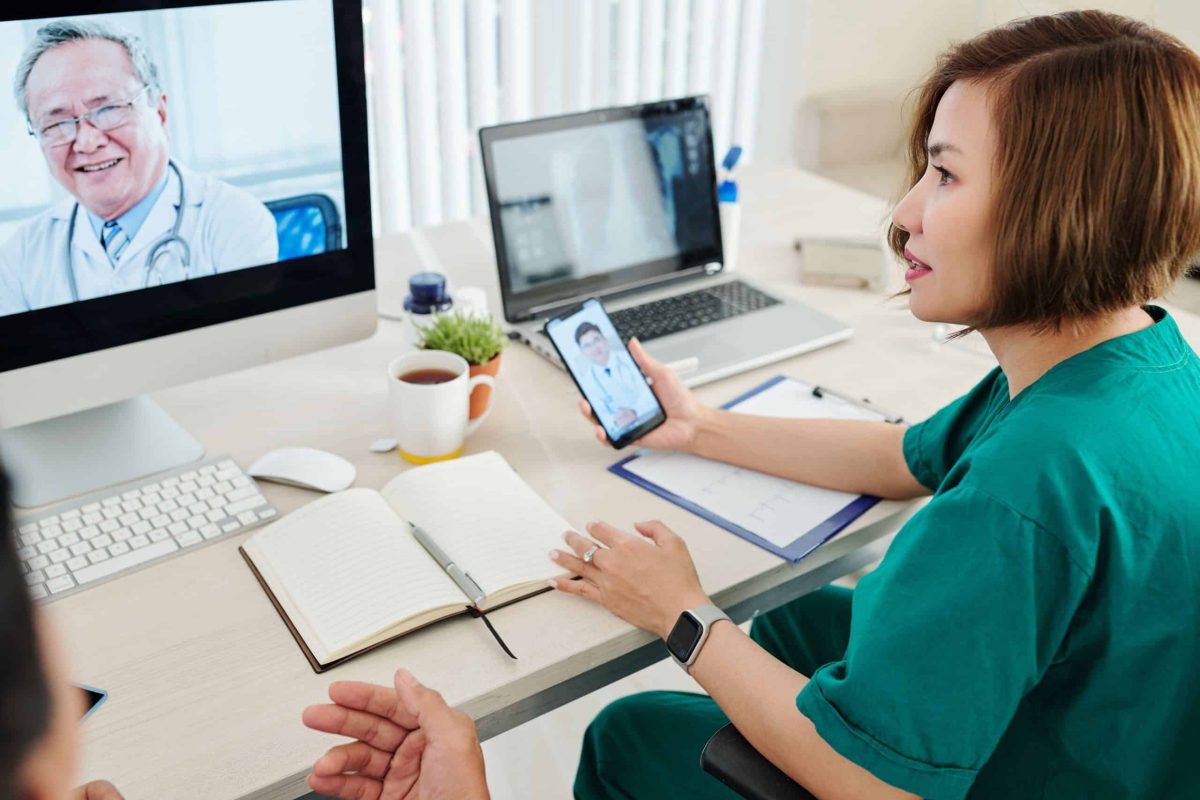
[666, 604, 730, 671]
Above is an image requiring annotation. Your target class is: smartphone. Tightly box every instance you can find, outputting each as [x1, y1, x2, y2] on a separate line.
[544, 298, 667, 448]
[76, 684, 107, 721]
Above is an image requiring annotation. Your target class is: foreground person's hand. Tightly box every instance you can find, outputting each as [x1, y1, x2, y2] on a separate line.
[303, 669, 489, 800]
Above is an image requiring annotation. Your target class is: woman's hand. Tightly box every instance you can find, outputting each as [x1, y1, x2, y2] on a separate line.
[302, 669, 489, 800]
[578, 338, 708, 452]
[549, 520, 711, 639]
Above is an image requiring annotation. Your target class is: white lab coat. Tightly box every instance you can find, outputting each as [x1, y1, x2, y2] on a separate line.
[584, 350, 649, 423]
[0, 162, 278, 315]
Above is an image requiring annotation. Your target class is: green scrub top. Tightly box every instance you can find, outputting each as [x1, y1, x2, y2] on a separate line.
[796, 306, 1200, 799]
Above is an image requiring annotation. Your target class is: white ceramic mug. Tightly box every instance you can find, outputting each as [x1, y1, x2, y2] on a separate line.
[387, 351, 495, 464]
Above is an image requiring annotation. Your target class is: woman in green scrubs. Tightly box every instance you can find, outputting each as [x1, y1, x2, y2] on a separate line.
[551, 10, 1200, 799]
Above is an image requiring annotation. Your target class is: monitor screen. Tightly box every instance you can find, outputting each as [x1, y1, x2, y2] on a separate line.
[481, 97, 722, 321]
[0, 0, 370, 372]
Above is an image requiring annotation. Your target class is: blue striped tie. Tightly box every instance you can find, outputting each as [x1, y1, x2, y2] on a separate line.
[101, 220, 130, 262]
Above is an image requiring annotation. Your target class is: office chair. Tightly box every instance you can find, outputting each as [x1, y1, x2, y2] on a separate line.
[266, 193, 343, 259]
[701, 723, 817, 800]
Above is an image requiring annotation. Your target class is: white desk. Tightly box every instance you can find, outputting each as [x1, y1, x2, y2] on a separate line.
[53, 166, 1180, 799]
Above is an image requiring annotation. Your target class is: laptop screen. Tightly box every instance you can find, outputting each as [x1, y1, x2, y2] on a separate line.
[480, 97, 723, 322]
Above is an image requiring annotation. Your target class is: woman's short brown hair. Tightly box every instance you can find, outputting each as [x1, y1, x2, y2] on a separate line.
[889, 10, 1200, 331]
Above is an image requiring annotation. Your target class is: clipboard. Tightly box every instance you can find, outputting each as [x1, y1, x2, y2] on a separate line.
[608, 375, 899, 562]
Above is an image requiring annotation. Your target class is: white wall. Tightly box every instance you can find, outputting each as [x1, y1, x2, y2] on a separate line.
[751, 0, 1200, 167]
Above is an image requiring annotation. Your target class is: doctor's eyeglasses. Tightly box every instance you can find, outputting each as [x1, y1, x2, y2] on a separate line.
[27, 85, 153, 147]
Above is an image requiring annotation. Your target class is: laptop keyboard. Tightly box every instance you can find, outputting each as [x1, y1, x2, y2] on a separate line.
[608, 280, 781, 343]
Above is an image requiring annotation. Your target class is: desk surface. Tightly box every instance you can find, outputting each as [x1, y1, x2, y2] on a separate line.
[51, 166, 1199, 799]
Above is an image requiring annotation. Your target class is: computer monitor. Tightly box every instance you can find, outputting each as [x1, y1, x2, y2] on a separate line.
[0, 0, 374, 506]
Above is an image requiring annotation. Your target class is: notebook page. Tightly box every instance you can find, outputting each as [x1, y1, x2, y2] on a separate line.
[380, 452, 571, 602]
[243, 489, 465, 661]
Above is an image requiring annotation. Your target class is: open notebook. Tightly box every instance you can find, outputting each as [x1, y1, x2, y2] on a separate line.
[240, 451, 572, 672]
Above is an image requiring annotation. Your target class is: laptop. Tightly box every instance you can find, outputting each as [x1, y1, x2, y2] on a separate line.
[478, 96, 852, 387]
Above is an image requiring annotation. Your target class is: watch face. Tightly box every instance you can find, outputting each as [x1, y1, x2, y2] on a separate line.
[666, 611, 704, 662]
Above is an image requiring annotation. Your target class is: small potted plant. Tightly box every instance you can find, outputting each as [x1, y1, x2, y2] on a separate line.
[417, 311, 507, 419]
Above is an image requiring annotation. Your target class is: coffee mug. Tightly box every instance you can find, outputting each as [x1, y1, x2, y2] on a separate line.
[387, 351, 495, 464]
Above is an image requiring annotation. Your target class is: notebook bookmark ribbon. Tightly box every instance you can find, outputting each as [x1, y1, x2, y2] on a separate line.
[470, 608, 518, 660]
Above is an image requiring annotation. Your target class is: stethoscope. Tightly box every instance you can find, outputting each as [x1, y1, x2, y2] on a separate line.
[589, 357, 640, 409]
[64, 160, 193, 302]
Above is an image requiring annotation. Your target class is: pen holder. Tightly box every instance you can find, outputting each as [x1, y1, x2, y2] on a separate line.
[719, 201, 741, 273]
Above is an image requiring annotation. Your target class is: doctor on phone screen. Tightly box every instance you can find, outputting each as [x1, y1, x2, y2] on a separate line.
[0, 20, 278, 317]
[575, 321, 648, 430]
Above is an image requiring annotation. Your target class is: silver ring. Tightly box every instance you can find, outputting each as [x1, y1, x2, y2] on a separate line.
[582, 544, 600, 564]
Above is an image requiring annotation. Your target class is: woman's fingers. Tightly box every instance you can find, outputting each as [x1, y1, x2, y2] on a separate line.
[312, 742, 393, 779]
[550, 575, 602, 602]
[326, 680, 410, 727]
[586, 520, 636, 547]
[632, 519, 678, 547]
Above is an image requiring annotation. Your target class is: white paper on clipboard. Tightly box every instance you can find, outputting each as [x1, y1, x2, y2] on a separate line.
[617, 377, 888, 550]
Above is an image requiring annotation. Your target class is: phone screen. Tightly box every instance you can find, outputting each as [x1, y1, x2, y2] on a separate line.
[77, 684, 107, 721]
[544, 298, 666, 448]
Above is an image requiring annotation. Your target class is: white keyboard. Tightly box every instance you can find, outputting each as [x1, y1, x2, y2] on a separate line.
[15, 456, 278, 602]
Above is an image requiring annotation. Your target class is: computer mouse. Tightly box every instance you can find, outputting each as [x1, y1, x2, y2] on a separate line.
[247, 447, 356, 493]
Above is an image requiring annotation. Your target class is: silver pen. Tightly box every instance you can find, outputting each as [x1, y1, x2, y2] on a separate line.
[811, 385, 904, 424]
[410, 523, 486, 607]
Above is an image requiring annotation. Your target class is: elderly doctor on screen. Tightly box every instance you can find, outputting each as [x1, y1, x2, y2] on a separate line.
[0, 20, 277, 316]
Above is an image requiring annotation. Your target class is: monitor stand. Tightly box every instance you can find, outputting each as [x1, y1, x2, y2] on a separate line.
[0, 396, 204, 508]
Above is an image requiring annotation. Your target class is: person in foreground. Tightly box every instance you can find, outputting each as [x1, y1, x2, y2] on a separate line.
[300, 10, 1200, 800]
[556, 11, 1200, 799]
[0, 467, 123, 800]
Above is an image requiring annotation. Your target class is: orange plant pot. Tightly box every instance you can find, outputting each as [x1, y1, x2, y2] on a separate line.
[468, 353, 502, 420]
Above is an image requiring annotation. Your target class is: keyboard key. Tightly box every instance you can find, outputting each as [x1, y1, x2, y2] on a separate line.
[39, 515, 60, 527]
[188, 502, 208, 516]
[231, 475, 251, 488]
[237, 511, 259, 524]
[179, 480, 199, 494]
[19, 532, 40, 547]
[47, 575, 76, 594]
[187, 516, 207, 530]
[17, 545, 36, 560]
[132, 521, 152, 535]
[201, 464, 218, 474]
[201, 524, 222, 540]
[259, 508, 278, 520]
[67, 556, 89, 571]
[80, 525, 101, 540]
[181, 470, 198, 482]
[121, 499, 142, 512]
[227, 495, 268, 516]
[26, 570, 45, 586]
[82, 512, 103, 525]
[112, 529, 132, 543]
[159, 499, 179, 512]
[49, 549, 70, 564]
[59, 532, 80, 547]
[143, 482, 161, 493]
[138, 508, 158, 521]
[161, 488, 181, 501]
[149, 529, 170, 542]
[151, 515, 171, 528]
[162, 476, 180, 486]
[226, 485, 259, 502]
[61, 509, 81, 520]
[213, 480, 233, 494]
[37, 541, 57, 555]
[121, 490, 140, 500]
[167, 521, 189, 536]
[196, 487, 215, 501]
[29, 584, 48, 601]
[74, 540, 178, 585]
[206, 509, 227, 523]
[221, 520, 241, 533]
[93, 534, 114, 549]
[197, 475, 216, 489]
[99, 519, 120, 533]
[129, 535, 151, 549]
[29, 554, 50, 571]
[18, 523, 37, 534]
[170, 509, 190, 522]
[81, 502, 101, 513]
[87, 550, 109, 564]
[62, 518, 83, 532]
[178, 531, 203, 547]
[119, 512, 139, 526]
[143, 492, 161, 506]
[109, 542, 131, 557]
[101, 498, 121, 507]
[45, 563, 67, 579]
[42, 523, 62, 538]
[69, 542, 91, 557]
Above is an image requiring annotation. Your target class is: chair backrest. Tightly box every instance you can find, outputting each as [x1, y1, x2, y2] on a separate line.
[266, 193, 343, 259]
